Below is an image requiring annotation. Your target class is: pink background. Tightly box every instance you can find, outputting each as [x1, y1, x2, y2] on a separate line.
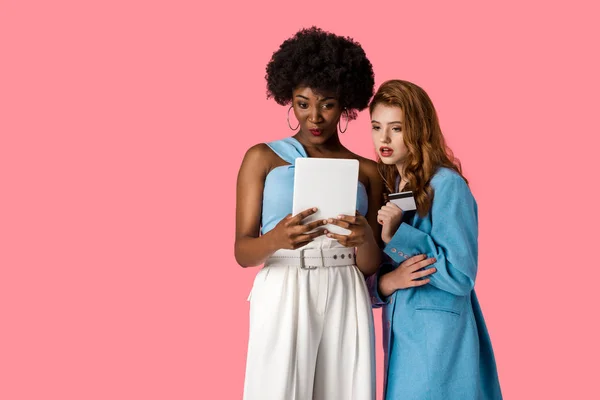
[2, 0, 599, 399]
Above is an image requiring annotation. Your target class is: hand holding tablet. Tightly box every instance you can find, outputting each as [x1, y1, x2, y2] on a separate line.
[292, 158, 359, 235]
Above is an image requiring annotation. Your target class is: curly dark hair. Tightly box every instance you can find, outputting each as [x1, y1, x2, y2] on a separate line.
[265, 26, 374, 120]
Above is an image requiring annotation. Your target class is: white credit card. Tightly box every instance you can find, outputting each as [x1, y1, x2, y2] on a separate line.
[388, 191, 417, 211]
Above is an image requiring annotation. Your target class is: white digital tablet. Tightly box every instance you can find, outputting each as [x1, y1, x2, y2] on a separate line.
[292, 157, 359, 235]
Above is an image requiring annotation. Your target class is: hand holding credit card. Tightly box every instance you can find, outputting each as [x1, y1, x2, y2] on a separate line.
[388, 191, 417, 211]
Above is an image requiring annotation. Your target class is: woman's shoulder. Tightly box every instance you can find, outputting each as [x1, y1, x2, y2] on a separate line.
[245, 142, 272, 156]
[348, 153, 380, 189]
[342, 151, 377, 174]
[431, 167, 464, 184]
[358, 156, 378, 175]
[242, 143, 272, 164]
[240, 143, 280, 175]
[430, 167, 473, 198]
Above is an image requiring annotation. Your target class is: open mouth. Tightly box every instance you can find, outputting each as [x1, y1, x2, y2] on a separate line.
[380, 146, 394, 157]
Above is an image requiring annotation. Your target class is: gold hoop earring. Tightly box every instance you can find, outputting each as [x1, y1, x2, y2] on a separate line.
[338, 109, 349, 133]
[287, 106, 300, 130]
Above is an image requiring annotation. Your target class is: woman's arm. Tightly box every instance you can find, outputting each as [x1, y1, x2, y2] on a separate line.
[383, 173, 478, 296]
[234, 144, 279, 267]
[235, 144, 326, 267]
[355, 161, 385, 276]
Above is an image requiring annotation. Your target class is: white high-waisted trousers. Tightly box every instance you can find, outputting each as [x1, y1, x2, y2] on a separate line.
[243, 237, 376, 400]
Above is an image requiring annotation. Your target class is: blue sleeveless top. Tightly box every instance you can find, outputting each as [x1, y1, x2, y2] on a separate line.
[261, 137, 369, 234]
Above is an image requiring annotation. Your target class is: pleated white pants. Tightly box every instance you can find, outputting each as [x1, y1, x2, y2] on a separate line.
[243, 238, 376, 400]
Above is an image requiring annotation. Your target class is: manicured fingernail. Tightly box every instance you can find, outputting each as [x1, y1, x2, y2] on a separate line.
[327, 219, 333, 223]
[322, 220, 327, 224]
[313, 207, 318, 211]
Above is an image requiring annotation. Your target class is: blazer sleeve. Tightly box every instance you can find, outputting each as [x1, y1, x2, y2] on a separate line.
[383, 174, 478, 296]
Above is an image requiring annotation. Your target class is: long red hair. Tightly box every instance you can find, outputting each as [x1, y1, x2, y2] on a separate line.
[369, 80, 467, 216]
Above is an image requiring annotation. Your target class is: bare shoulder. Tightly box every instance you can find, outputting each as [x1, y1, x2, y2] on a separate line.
[243, 143, 272, 162]
[239, 143, 277, 175]
[344, 151, 380, 188]
[357, 155, 379, 177]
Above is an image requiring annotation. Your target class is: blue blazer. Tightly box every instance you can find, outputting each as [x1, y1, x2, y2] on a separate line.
[368, 168, 502, 400]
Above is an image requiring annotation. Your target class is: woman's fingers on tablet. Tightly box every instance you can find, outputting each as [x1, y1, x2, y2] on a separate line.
[326, 218, 351, 229]
[302, 219, 328, 231]
[290, 207, 318, 225]
[335, 214, 357, 224]
[324, 231, 349, 246]
[295, 229, 326, 244]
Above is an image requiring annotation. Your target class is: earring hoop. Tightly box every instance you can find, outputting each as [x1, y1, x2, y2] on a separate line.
[287, 106, 300, 130]
[338, 109, 349, 133]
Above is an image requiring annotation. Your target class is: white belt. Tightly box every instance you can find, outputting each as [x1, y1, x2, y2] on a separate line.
[265, 247, 356, 269]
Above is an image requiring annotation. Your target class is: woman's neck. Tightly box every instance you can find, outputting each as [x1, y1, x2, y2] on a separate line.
[294, 134, 343, 157]
[395, 163, 408, 191]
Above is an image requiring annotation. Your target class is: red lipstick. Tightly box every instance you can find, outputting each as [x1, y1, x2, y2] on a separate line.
[380, 146, 394, 157]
